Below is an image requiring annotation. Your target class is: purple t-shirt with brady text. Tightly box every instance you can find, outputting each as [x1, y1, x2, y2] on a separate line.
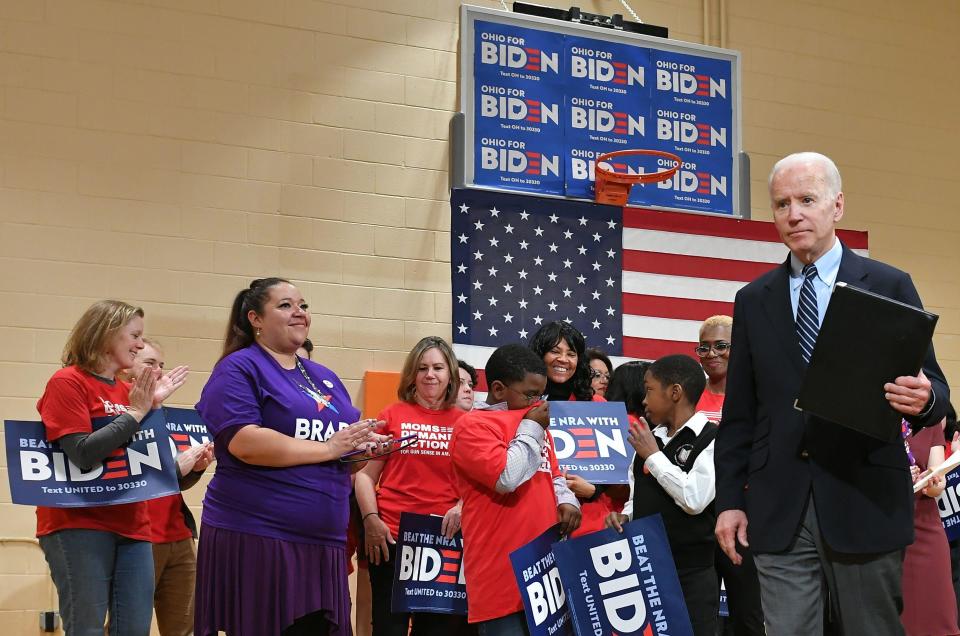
[196, 344, 360, 546]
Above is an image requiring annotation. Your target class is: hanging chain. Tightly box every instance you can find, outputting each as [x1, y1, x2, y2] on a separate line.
[619, 0, 643, 23]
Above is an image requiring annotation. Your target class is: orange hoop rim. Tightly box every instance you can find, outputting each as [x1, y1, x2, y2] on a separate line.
[594, 149, 682, 185]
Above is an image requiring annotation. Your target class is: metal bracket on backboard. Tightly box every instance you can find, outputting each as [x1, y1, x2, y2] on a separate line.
[738, 151, 751, 219]
[450, 112, 466, 191]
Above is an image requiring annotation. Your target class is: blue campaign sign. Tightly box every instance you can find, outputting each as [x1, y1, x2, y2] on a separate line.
[648, 150, 734, 214]
[476, 80, 564, 137]
[475, 20, 564, 84]
[549, 401, 633, 485]
[564, 36, 651, 99]
[552, 515, 694, 636]
[163, 407, 212, 453]
[5, 410, 180, 508]
[937, 466, 960, 541]
[565, 91, 653, 151]
[474, 132, 565, 195]
[719, 578, 729, 617]
[510, 525, 573, 636]
[652, 106, 731, 162]
[651, 50, 732, 116]
[392, 512, 467, 615]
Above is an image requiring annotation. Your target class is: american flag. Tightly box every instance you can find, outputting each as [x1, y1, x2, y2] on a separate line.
[451, 188, 868, 389]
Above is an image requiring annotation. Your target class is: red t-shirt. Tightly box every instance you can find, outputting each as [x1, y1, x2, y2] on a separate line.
[146, 495, 192, 543]
[375, 401, 465, 537]
[451, 409, 561, 623]
[696, 390, 725, 423]
[35, 366, 151, 540]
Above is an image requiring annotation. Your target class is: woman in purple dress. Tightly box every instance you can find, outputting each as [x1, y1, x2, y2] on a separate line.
[194, 277, 381, 636]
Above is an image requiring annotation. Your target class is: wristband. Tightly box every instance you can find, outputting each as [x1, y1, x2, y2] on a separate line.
[362, 512, 380, 522]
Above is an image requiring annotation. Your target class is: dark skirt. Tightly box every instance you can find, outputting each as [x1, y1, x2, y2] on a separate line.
[195, 525, 352, 636]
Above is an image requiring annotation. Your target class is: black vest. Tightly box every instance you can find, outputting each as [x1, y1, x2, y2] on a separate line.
[631, 422, 717, 570]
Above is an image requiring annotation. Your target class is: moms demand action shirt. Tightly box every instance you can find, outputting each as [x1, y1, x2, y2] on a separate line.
[375, 401, 464, 537]
[451, 408, 561, 623]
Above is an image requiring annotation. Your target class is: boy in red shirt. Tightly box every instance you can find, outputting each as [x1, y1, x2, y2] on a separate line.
[451, 344, 581, 635]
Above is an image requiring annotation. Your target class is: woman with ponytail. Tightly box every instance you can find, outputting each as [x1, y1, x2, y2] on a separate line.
[194, 278, 383, 636]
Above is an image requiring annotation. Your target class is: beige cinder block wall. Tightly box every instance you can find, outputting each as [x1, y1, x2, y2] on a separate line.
[0, 0, 957, 632]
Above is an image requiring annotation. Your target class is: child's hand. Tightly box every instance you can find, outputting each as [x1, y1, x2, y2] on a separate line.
[604, 512, 629, 533]
[627, 417, 660, 461]
[525, 402, 550, 429]
[556, 503, 581, 536]
[563, 471, 597, 499]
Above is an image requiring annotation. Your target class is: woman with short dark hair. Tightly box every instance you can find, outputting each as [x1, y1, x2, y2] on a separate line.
[586, 347, 614, 399]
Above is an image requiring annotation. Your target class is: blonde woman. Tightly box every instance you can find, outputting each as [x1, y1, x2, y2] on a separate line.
[37, 300, 188, 636]
[355, 336, 468, 636]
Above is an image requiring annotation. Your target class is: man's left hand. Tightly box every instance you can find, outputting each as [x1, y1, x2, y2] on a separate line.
[884, 370, 931, 416]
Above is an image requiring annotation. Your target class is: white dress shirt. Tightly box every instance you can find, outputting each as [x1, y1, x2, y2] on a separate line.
[622, 411, 716, 518]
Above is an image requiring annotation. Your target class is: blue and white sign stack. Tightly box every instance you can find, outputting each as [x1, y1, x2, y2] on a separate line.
[470, 14, 736, 215]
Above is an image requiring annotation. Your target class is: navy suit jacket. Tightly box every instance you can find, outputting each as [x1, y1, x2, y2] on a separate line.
[715, 244, 950, 554]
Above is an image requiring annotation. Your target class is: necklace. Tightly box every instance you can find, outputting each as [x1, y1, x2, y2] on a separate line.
[296, 357, 322, 395]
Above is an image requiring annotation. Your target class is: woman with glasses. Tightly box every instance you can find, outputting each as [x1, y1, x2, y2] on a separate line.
[695, 315, 765, 636]
[587, 348, 614, 399]
[529, 322, 627, 536]
[694, 315, 733, 423]
[354, 337, 469, 636]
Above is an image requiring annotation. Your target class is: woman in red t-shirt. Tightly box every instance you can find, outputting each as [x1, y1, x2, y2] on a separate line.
[529, 321, 629, 537]
[694, 315, 732, 423]
[696, 314, 766, 636]
[36, 300, 188, 636]
[355, 337, 468, 636]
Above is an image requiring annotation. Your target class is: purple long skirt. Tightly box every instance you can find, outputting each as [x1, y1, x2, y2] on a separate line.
[195, 525, 352, 636]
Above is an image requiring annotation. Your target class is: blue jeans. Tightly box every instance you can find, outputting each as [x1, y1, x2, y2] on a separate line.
[40, 529, 154, 636]
[477, 611, 530, 636]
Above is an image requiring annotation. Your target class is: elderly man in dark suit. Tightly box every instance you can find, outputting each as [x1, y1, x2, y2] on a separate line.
[714, 152, 949, 635]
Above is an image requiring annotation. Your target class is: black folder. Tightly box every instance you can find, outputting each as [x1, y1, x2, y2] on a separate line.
[795, 282, 939, 442]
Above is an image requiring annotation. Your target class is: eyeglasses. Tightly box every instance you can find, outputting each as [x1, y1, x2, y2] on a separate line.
[695, 341, 731, 357]
[589, 370, 611, 381]
[504, 385, 547, 404]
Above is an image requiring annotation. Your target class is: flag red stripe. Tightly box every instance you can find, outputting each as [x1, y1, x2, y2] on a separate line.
[622, 207, 869, 248]
[623, 250, 778, 282]
[623, 337, 699, 360]
[622, 294, 734, 321]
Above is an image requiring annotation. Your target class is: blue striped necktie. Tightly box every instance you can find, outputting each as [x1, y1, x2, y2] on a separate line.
[796, 264, 819, 363]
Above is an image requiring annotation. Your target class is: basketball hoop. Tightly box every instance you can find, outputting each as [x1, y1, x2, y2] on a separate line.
[593, 149, 682, 206]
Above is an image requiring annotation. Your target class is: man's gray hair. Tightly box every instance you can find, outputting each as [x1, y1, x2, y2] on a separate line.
[768, 152, 842, 198]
